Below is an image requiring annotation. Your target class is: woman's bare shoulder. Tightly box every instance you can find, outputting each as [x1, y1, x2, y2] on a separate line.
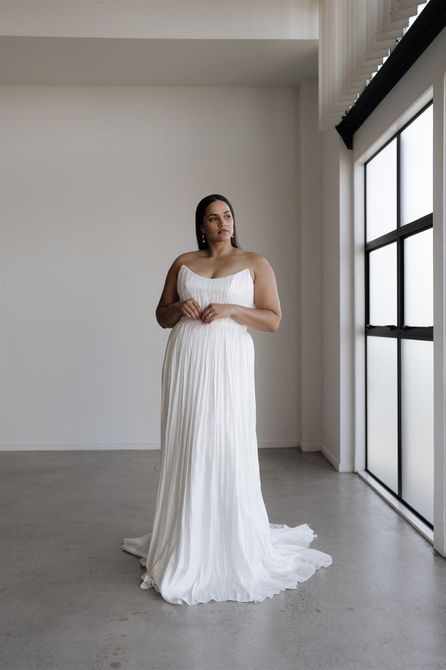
[246, 252, 275, 278]
[169, 251, 203, 272]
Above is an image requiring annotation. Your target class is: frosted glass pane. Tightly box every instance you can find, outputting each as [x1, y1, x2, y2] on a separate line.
[367, 337, 398, 492]
[404, 228, 433, 326]
[369, 243, 397, 325]
[366, 139, 397, 242]
[401, 105, 433, 225]
[401, 340, 434, 524]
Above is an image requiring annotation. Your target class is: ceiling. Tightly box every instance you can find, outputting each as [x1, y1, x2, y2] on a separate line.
[0, 35, 318, 86]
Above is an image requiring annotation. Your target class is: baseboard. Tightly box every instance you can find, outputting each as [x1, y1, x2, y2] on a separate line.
[298, 441, 322, 452]
[320, 444, 354, 472]
[0, 441, 160, 451]
[1, 440, 301, 452]
[258, 441, 300, 449]
[0, 442, 354, 468]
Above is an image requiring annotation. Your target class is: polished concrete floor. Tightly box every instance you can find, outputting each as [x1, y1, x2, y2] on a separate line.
[1, 448, 445, 670]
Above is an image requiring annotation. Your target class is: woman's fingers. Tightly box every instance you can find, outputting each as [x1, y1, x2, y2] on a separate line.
[181, 299, 220, 322]
[189, 299, 201, 319]
[183, 299, 202, 319]
[194, 300, 203, 318]
[202, 308, 214, 323]
[184, 305, 197, 319]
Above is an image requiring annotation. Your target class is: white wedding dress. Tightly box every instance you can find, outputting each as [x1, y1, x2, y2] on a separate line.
[122, 263, 333, 605]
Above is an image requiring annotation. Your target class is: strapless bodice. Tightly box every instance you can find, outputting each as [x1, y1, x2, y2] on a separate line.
[175, 264, 255, 331]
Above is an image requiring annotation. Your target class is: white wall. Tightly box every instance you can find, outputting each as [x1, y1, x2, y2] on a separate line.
[1, 84, 304, 451]
[297, 79, 323, 452]
[319, 123, 354, 473]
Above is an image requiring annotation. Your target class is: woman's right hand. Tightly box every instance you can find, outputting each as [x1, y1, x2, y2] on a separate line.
[177, 298, 202, 320]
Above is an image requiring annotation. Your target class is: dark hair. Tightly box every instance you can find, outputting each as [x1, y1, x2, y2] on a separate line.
[195, 194, 241, 250]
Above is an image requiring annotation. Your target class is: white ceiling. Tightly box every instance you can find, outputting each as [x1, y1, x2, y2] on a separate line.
[0, 36, 318, 86]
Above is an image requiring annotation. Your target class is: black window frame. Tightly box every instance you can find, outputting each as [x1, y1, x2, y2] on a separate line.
[364, 100, 434, 529]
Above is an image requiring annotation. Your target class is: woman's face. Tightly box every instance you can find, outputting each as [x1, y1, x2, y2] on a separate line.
[201, 200, 234, 242]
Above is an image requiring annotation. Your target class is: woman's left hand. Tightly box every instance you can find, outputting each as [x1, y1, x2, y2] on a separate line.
[201, 303, 235, 324]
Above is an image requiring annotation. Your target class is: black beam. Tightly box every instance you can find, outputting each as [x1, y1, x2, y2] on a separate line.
[335, 0, 446, 150]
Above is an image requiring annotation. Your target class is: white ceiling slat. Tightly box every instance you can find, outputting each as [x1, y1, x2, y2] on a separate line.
[377, 24, 409, 40]
[393, 0, 423, 15]
[319, 0, 428, 131]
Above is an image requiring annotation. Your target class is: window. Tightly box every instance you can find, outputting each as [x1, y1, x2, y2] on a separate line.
[364, 102, 433, 527]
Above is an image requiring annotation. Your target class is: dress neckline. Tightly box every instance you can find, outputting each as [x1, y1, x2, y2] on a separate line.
[180, 264, 253, 282]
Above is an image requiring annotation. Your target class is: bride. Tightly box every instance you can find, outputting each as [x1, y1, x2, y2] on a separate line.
[122, 193, 333, 605]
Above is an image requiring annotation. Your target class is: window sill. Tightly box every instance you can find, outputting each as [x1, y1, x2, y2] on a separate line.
[356, 469, 434, 544]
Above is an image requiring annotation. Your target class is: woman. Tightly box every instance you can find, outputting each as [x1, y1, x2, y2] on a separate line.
[122, 194, 332, 605]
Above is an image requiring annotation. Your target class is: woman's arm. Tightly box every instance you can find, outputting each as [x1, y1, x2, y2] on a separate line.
[156, 259, 202, 329]
[230, 305, 280, 332]
[156, 301, 183, 329]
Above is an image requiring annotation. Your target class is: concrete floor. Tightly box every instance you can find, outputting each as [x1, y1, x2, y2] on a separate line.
[1, 448, 445, 670]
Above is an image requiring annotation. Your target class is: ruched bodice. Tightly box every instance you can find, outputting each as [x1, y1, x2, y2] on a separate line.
[176, 264, 254, 332]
